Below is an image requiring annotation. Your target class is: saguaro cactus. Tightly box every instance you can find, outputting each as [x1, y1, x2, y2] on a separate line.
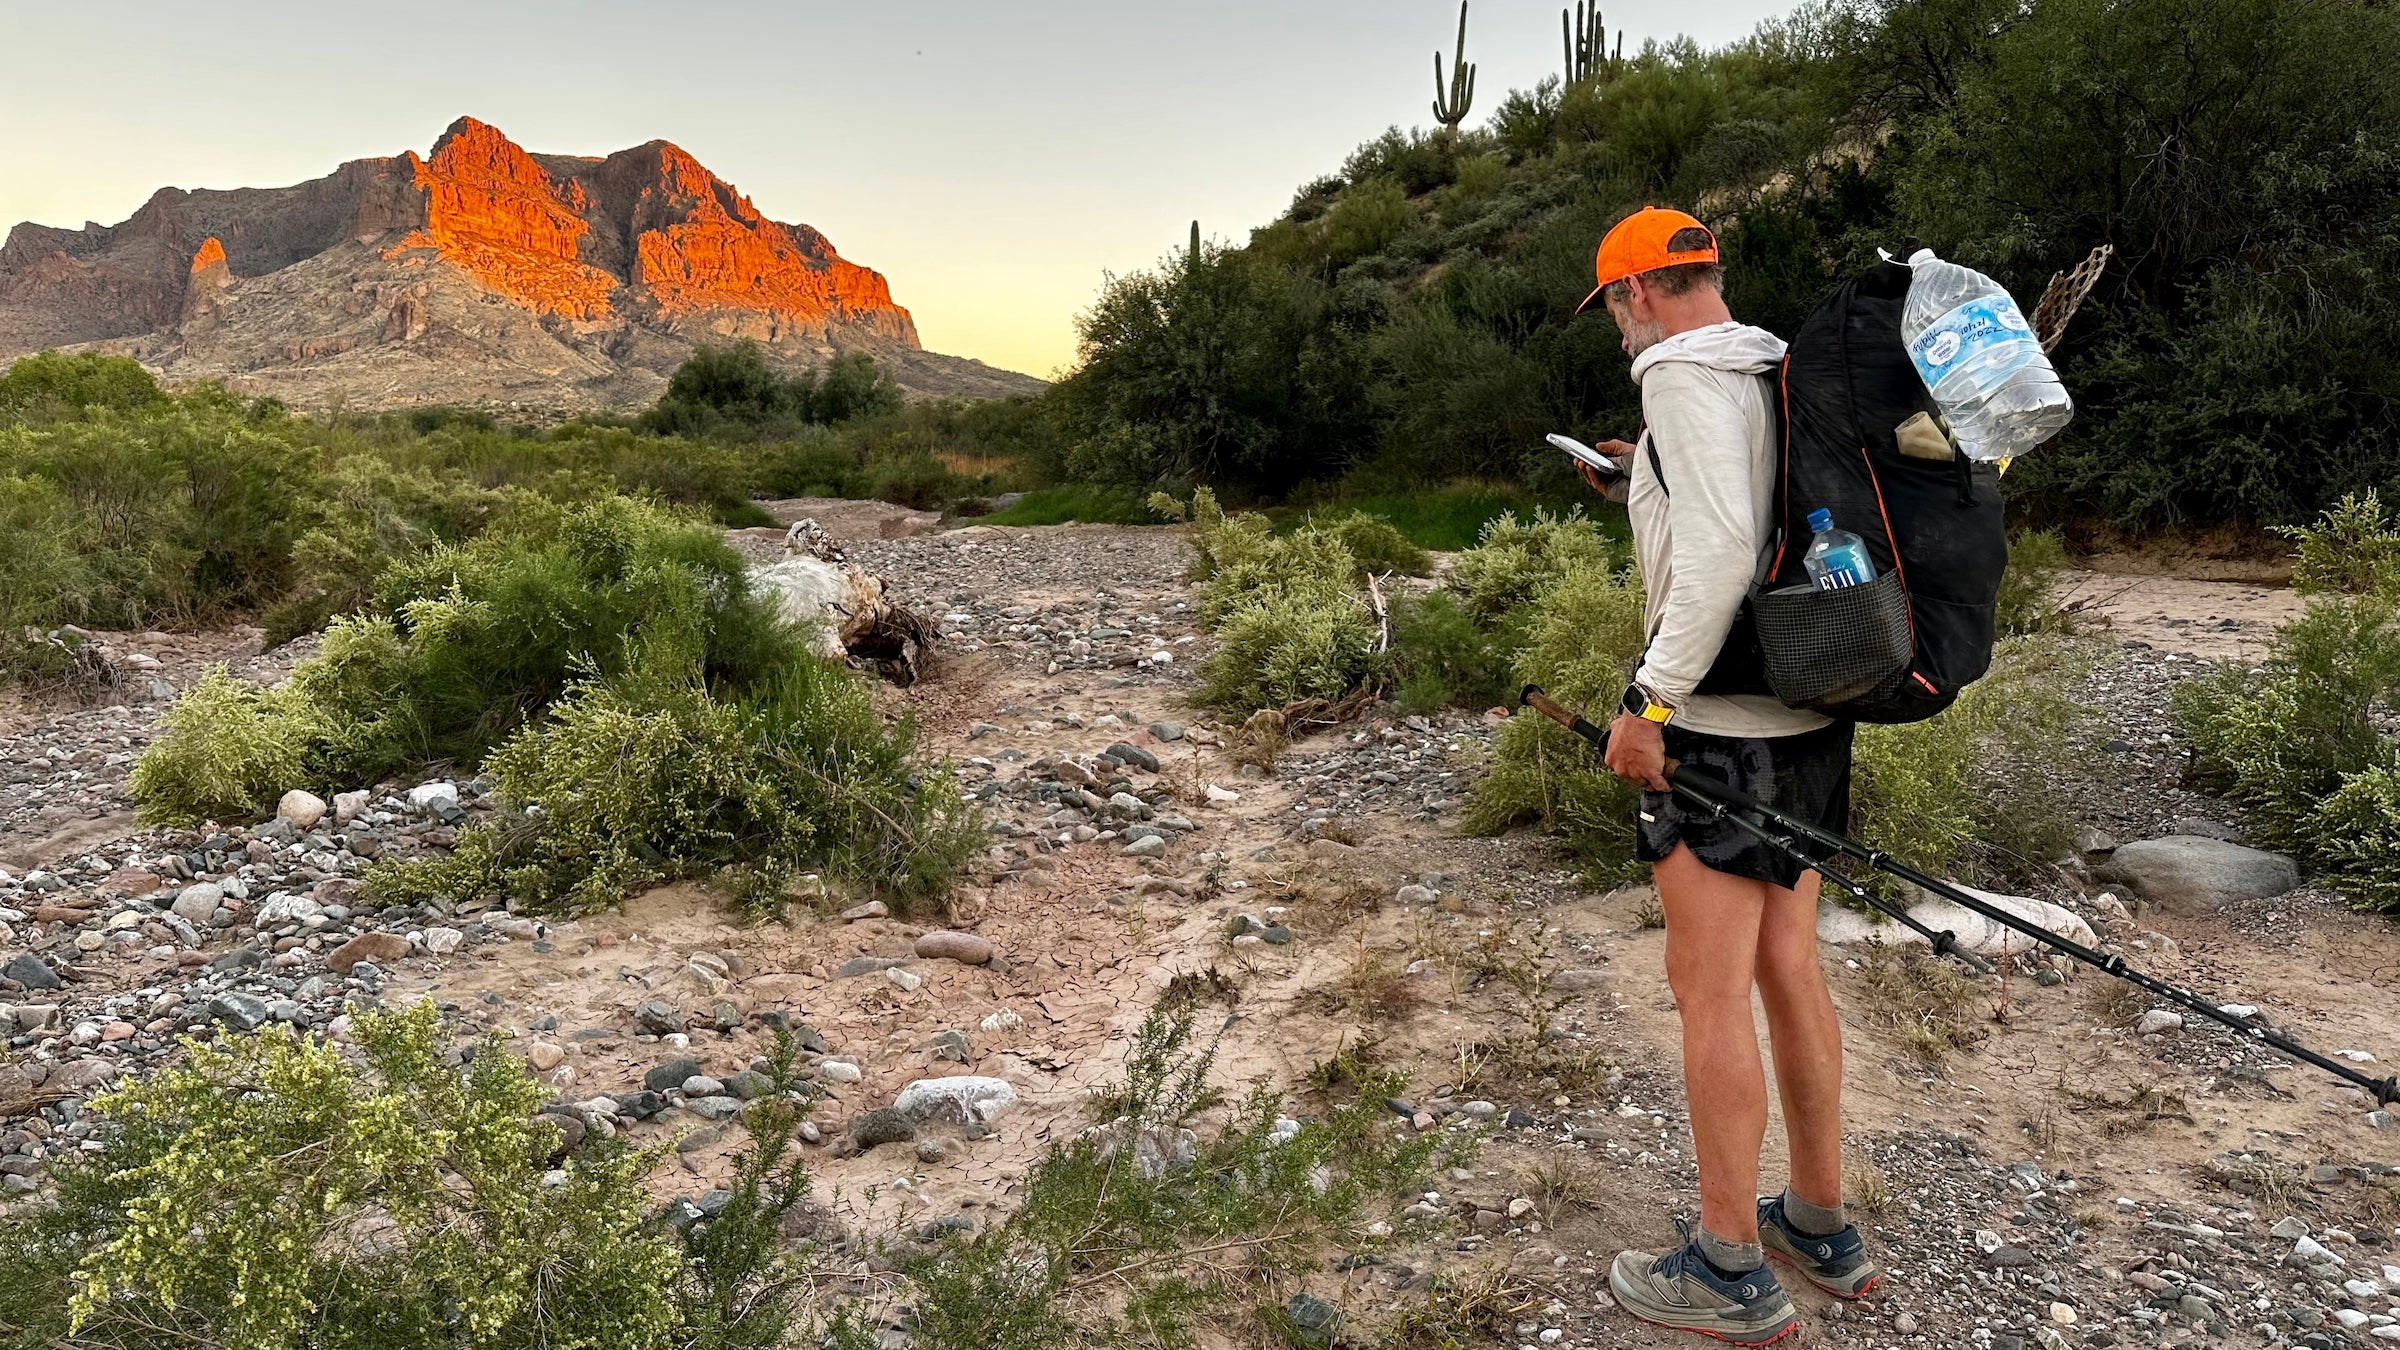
[1563, 2, 1621, 84]
[1432, 1, 1476, 136]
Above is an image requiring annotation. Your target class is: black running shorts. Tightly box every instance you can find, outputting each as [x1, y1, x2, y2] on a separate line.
[1634, 720, 1855, 890]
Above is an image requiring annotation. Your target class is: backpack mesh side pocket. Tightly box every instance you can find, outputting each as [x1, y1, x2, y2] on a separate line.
[1746, 571, 1913, 710]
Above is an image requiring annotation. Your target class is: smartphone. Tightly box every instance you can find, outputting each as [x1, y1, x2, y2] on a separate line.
[1548, 433, 1624, 478]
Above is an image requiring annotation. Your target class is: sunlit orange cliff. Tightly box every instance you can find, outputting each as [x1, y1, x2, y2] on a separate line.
[0, 117, 1029, 408]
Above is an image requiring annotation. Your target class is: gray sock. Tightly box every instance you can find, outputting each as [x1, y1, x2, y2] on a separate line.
[1781, 1186, 1847, 1237]
[1698, 1227, 1764, 1275]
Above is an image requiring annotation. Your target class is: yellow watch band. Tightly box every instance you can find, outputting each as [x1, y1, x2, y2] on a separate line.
[1638, 700, 1674, 724]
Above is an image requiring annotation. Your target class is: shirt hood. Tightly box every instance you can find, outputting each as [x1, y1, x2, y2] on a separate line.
[1629, 320, 1788, 385]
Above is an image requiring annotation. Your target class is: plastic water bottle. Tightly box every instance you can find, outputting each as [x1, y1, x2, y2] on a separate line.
[1899, 248, 2073, 461]
[1803, 509, 1876, 590]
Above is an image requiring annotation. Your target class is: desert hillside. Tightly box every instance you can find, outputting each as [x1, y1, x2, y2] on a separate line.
[0, 116, 1042, 409]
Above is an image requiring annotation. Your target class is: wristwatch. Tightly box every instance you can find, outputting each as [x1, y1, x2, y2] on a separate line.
[1621, 682, 1675, 725]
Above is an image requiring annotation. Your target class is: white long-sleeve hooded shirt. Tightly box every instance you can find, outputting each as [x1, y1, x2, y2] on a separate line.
[1626, 321, 1830, 739]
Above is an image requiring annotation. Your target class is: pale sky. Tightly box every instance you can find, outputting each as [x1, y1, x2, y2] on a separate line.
[0, 0, 1793, 379]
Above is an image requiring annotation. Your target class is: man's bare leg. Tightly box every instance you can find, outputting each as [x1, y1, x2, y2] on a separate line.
[1755, 871, 1843, 1210]
[1655, 842, 1770, 1246]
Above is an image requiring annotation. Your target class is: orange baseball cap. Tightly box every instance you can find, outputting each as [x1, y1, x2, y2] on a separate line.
[1574, 207, 1718, 314]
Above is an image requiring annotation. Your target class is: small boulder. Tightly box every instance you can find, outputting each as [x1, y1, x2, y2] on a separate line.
[3, 954, 61, 991]
[208, 992, 271, 1032]
[276, 790, 328, 830]
[405, 781, 460, 815]
[332, 790, 371, 824]
[328, 931, 411, 975]
[2136, 1009, 2184, 1036]
[645, 1057, 707, 1093]
[170, 882, 225, 924]
[893, 1075, 1017, 1127]
[915, 931, 993, 965]
[636, 1000, 686, 1035]
[850, 1107, 918, 1148]
[2098, 836, 2299, 913]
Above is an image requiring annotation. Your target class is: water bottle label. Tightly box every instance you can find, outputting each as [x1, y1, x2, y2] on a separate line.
[1909, 293, 2040, 388]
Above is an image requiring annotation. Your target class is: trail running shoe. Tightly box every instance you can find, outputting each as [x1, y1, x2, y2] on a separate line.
[1757, 1194, 1882, 1299]
[1609, 1222, 1799, 1345]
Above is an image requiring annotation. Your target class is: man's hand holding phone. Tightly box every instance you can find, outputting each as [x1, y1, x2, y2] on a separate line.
[1550, 433, 1636, 502]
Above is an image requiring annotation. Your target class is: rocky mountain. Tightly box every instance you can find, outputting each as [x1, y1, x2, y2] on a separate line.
[0, 117, 1040, 409]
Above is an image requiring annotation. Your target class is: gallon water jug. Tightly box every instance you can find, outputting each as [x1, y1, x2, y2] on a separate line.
[1899, 249, 2073, 462]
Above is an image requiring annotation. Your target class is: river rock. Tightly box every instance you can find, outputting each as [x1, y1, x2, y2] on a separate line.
[4, 954, 61, 991]
[850, 1106, 918, 1148]
[333, 790, 370, 824]
[328, 931, 410, 974]
[893, 1075, 1017, 1126]
[276, 790, 328, 830]
[171, 882, 225, 923]
[914, 930, 994, 965]
[2098, 836, 2299, 912]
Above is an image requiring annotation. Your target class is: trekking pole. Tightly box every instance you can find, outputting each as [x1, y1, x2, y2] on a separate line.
[1516, 686, 2400, 1108]
[1519, 687, 1995, 973]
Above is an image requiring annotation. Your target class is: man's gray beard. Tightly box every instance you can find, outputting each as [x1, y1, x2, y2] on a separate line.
[1622, 317, 1668, 356]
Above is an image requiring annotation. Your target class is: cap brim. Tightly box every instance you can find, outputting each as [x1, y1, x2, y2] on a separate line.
[1574, 284, 1607, 315]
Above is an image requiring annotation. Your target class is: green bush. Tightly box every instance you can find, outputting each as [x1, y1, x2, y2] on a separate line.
[134, 497, 800, 812]
[370, 656, 979, 917]
[2175, 497, 2400, 911]
[1324, 510, 1432, 577]
[2308, 764, 2400, 914]
[861, 1006, 1443, 1350]
[1460, 562, 1649, 880]
[2175, 595, 2400, 843]
[1445, 507, 1628, 629]
[1850, 636, 2090, 884]
[2280, 490, 2400, 597]
[0, 351, 167, 421]
[1390, 589, 1514, 714]
[3, 1002, 688, 1350]
[125, 666, 312, 826]
[1194, 584, 1381, 716]
[1996, 529, 2072, 637]
[0, 1001, 822, 1350]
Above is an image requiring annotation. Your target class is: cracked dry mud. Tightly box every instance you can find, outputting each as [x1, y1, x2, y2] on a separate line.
[3, 508, 2396, 1350]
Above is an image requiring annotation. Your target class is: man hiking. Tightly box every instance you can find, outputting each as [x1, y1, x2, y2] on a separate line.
[1571, 208, 1879, 1344]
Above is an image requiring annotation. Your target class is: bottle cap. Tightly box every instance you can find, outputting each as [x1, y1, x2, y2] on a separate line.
[1808, 508, 1833, 532]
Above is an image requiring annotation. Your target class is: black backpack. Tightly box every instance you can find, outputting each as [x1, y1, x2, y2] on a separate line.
[1693, 241, 2008, 725]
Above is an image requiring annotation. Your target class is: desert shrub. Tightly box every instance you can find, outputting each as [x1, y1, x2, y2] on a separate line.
[133, 496, 800, 813]
[1159, 489, 1390, 714]
[0, 1002, 687, 1350]
[0, 351, 167, 420]
[2308, 764, 2400, 914]
[757, 425, 864, 498]
[2281, 490, 2400, 597]
[1194, 586, 1381, 716]
[1445, 507, 1628, 629]
[1325, 510, 1432, 577]
[1461, 562, 1650, 879]
[1390, 589, 1514, 714]
[0, 1003, 824, 1350]
[2175, 595, 2400, 843]
[1849, 635, 2091, 884]
[262, 457, 528, 645]
[370, 655, 979, 916]
[1996, 529, 2072, 636]
[2175, 497, 2400, 910]
[125, 666, 313, 826]
[859, 1006, 1444, 1350]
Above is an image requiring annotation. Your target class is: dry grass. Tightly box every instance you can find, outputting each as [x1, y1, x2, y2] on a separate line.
[1382, 1263, 1544, 1349]
[1300, 923, 1424, 1024]
[1633, 891, 1666, 930]
[2082, 977, 2148, 1028]
[1518, 1154, 1602, 1225]
[1852, 939, 1987, 1061]
[1438, 923, 1614, 1097]
[2213, 1154, 2313, 1214]
[1846, 1156, 1891, 1217]
[2355, 1175, 2400, 1228]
